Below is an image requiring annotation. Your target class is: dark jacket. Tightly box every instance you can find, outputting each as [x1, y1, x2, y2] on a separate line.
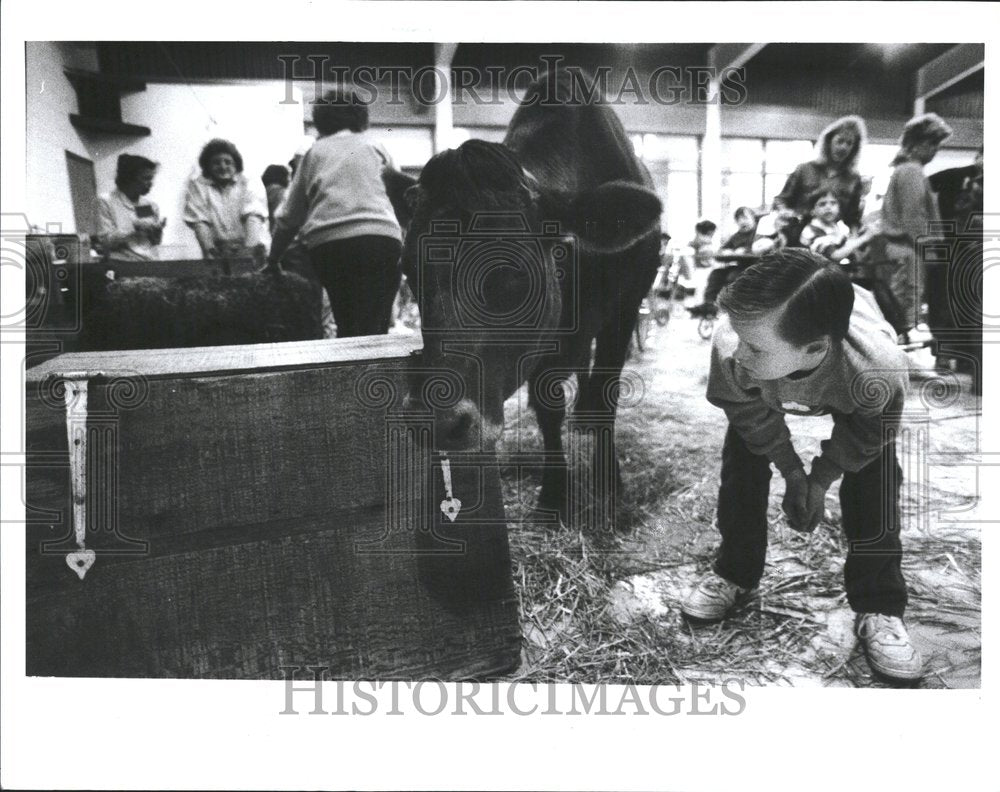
[776, 116, 867, 229]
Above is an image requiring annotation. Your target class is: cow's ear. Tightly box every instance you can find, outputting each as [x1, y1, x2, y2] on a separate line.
[383, 168, 419, 227]
[573, 181, 663, 254]
[579, 181, 662, 226]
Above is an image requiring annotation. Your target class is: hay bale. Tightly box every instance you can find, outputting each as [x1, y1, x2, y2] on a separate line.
[81, 271, 323, 351]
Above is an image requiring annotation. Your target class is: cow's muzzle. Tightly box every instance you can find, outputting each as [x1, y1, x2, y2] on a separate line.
[401, 394, 502, 451]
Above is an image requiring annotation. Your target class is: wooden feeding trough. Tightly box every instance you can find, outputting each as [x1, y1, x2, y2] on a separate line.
[24, 335, 521, 679]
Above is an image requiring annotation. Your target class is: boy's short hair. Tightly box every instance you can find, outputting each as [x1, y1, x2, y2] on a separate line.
[734, 206, 756, 222]
[717, 249, 855, 344]
[805, 187, 840, 212]
[114, 154, 157, 189]
[313, 86, 369, 135]
[198, 139, 244, 177]
[695, 219, 717, 236]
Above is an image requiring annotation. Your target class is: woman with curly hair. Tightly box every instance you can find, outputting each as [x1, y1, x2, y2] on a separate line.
[776, 115, 868, 232]
[183, 138, 269, 259]
[267, 87, 402, 337]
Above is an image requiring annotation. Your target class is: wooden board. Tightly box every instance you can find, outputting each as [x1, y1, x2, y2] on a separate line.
[24, 335, 521, 679]
[98, 257, 261, 278]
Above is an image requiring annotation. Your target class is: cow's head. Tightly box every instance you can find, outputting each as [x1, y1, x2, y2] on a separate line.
[402, 140, 564, 451]
[504, 70, 664, 254]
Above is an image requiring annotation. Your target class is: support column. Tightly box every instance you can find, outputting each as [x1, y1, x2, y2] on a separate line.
[701, 77, 722, 227]
[433, 43, 459, 154]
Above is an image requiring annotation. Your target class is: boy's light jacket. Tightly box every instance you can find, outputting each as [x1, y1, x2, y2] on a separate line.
[707, 286, 909, 487]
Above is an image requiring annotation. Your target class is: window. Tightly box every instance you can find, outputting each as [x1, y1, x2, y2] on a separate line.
[764, 139, 814, 215]
[720, 138, 764, 238]
[370, 127, 434, 173]
[635, 133, 699, 244]
[858, 143, 901, 204]
[717, 138, 817, 238]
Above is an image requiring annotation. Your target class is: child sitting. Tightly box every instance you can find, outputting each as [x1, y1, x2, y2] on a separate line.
[720, 206, 759, 253]
[751, 205, 800, 255]
[681, 249, 922, 682]
[799, 188, 879, 263]
[689, 219, 719, 268]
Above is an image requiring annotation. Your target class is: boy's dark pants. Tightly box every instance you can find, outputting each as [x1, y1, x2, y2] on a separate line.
[713, 425, 908, 618]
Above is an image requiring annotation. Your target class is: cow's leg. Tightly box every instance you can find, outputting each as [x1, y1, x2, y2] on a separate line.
[528, 369, 569, 527]
[575, 301, 647, 531]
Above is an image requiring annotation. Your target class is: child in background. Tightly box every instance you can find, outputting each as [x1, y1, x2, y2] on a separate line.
[751, 206, 800, 255]
[799, 189, 850, 255]
[690, 219, 718, 268]
[799, 188, 879, 263]
[720, 207, 759, 253]
[682, 220, 721, 317]
[681, 249, 922, 682]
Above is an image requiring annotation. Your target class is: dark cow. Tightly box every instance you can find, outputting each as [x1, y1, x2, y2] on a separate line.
[403, 71, 663, 528]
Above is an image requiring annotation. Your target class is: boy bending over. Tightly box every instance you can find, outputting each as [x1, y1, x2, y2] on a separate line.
[681, 249, 922, 681]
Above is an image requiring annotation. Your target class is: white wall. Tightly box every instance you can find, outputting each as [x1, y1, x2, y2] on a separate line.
[116, 82, 306, 256]
[25, 42, 306, 256]
[25, 42, 98, 233]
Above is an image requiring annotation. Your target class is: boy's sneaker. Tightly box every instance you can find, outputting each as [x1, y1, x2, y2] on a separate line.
[856, 613, 924, 681]
[681, 571, 755, 622]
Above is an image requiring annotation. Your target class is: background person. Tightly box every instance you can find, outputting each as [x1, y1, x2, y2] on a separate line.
[183, 138, 269, 260]
[261, 164, 291, 234]
[928, 146, 984, 393]
[776, 115, 868, 238]
[720, 207, 759, 253]
[876, 112, 953, 342]
[267, 86, 403, 338]
[95, 154, 165, 261]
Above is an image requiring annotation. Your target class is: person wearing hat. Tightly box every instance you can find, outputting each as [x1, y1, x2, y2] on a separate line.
[877, 112, 954, 342]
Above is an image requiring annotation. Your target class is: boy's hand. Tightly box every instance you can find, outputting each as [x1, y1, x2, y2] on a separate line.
[802, 473, 830, 533]
[782, 469, 809, 531]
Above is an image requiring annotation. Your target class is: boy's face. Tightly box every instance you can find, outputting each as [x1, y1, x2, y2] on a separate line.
[729, 309, 827, 380]
[812, 194, 840, 225]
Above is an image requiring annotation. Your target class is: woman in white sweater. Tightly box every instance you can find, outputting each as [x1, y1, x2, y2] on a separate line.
[267, 87, 403, 337]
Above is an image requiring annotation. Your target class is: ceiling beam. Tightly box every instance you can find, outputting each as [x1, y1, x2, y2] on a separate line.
[915, 43, 984, 102]
[707, 43, 767, 73]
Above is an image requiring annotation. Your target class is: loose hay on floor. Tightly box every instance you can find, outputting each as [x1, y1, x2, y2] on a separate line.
[497, 320, 981, 688]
